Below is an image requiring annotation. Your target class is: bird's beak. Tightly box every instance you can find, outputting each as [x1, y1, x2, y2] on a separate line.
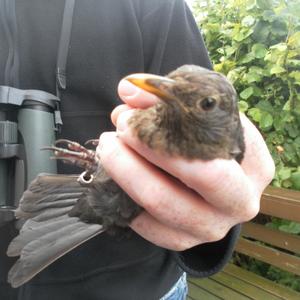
[124, 73, 175, 101]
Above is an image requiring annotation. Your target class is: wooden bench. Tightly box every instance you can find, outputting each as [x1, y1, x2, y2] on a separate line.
[188, 186, 300, 300]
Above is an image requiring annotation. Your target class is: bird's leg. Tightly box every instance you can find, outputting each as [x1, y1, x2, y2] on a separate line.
[55, 139, 96, 158]
[42, 140, 99, 174]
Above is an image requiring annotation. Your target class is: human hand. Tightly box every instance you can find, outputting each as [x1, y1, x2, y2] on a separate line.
[97, 79, 275, 251]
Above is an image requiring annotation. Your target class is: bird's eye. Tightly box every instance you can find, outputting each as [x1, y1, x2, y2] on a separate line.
[199, 97, 216, 111]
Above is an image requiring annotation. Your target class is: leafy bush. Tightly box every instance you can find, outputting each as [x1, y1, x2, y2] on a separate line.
[191, 0, 300, 291]
[192, 0, 300, 190]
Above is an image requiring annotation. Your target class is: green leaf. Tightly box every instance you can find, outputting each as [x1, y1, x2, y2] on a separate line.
[262, 10, 276, 22]
[286, 60, 300, 68]
[239, 53, 255, 64]
[252, 20, 270, 42]
[239, 101, 249, 113]
[205, 23, 221, 32]
[291, 171, 300, 190]
[256, 100, 274, 113]
[279, 222, 300, 234]
[294, 137, 300, 146]
[278, 167, 292, 180]
[285, 124, 298, 138]
[287, 2, 300, 19]
[282, 179, 293, 188]
[288, 32, 300, 48]
[248, 107, 262, 122]
[233, 28, 253, 42]
[244, 72, 261, 83]
[242, 16, 256, 27]
[252, 86, 263, 97]
[283, 100, 291, 111]
[252, 43, 267, 58]
[270, 65, 286, 74]
[256, 0, 273, 10]
[240, 87, 254, 99]
[224, 46, 236, 57]
[260, 112, 273, 129]
[289, 71, 300, 83]
[233, 31, 246, 42]
[271, 19, 288, 37]
[270, 43, 287, 52]
[227, 67, 246, 83]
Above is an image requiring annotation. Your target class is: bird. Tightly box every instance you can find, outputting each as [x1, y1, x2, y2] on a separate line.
[6, 65, 245, 288]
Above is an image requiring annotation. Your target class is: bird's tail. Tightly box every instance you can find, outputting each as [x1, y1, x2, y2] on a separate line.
[7, 173, 104, 288]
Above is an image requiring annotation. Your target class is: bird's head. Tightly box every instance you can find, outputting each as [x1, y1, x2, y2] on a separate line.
[124, 65, 244, 161]
[125, 65, 238, 123]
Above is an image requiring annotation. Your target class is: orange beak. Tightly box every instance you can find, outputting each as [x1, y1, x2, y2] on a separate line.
[123, 73, 175, 101]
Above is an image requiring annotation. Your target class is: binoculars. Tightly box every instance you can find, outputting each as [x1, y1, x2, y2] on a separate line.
[0, 86, 61, 226]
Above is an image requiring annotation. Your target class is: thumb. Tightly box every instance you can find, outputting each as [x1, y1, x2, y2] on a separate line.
[118, 79, 159, 108]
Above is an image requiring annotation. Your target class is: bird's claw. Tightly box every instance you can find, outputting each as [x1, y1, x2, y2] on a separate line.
[55, 139, 96, 155]
[85, 139, 99, 147]
[41, 140, 99, 173]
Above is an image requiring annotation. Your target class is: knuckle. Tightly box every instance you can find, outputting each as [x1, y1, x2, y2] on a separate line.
[208, 230, 226, 243]
[139, 184, 170, 215]
[171, 238, 195, 251]
[245, 200, 260, 221]
[142, 197, 161, 213]
[264, 159, 276, 185]
[204, 225, 230, 243]
[183, 160, 227, 192]
[242, 196, 260, 221]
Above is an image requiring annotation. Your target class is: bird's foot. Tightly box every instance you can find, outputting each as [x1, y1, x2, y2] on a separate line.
[41, 139, 99, 173]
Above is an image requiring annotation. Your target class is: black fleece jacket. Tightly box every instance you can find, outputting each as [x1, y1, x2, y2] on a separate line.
[0, 1, 240, 299]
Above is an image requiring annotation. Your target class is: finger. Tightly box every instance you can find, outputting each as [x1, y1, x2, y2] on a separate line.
[118, 79, 159, 108]
[130, 211, 204, 251]
[111, 104, 131, 126]
[97, 132, 236, 237]
[115, 111, 260, 220]
[239, 114, 275, 191]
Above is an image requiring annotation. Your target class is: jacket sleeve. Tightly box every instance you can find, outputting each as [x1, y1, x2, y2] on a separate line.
[173, 225, 241, 277]
[139, 0, 241, 276]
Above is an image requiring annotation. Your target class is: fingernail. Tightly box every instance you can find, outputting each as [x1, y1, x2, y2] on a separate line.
[98, 132, 109, 150]
[98, 132, 118, 151]
[117, 110, 134, 132]
[118, 80, 139, 99]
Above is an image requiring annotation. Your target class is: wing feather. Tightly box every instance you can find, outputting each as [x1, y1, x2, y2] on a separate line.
[7, 173, 105, 288]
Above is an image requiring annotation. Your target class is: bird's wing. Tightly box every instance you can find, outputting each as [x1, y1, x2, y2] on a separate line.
[7, 173, 104, 288]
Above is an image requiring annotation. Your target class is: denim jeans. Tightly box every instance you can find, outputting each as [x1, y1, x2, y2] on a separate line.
[160, 273, 188, 300]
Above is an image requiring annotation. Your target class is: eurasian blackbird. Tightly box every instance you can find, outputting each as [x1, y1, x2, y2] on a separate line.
[6, 65, 245, 288]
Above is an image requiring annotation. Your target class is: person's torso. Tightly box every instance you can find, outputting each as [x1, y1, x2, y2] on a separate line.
[0, 1, 182, 299]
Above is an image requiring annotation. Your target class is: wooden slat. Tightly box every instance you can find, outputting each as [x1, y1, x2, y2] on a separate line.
[188, 277, 251, 299]
[224, 264, 300, 300]
[261, 186, 300, 222]
[242, 222, 300, 254]
[188, 281, 221, 300]
[211, 270, 282, 300]
[236, 238, 300, 276]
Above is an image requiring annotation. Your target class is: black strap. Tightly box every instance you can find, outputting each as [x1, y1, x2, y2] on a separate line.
[7, 0, 19, 87]
[56, 0, 76, 95]
[1, 0, 20, 87]
[0, 86, 60, 108]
